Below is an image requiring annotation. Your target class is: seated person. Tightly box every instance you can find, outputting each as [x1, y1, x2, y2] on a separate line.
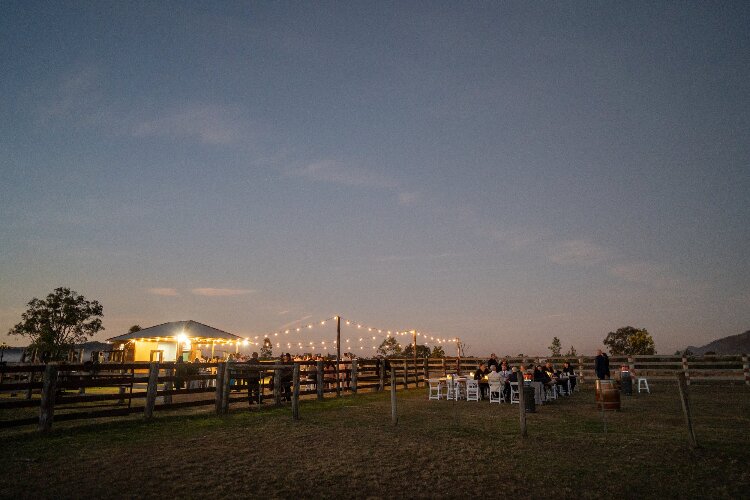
[562, 361, 577, 391]
[474, 363, 490, 398]
[499, 361, 512, 378]
[487, 365, 502, 398]
[534, 364, 555, 388]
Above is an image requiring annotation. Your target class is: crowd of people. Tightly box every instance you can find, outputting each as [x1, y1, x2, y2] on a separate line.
[468, 353, 578, 401]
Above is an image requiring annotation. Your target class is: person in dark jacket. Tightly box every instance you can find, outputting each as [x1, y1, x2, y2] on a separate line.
[246, 352, 262, 404]
[281, 353, 294, 401]
[562, 360, 577, 392]
[594, 349, 610, 380]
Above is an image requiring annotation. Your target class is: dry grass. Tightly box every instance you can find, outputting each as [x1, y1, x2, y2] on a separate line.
[1, 382, 748, 499]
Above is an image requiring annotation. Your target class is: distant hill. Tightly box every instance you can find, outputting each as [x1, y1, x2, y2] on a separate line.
[685, 330, 750, 355]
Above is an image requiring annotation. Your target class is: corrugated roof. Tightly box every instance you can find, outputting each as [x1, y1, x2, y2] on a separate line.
[107, 320, 242, 342]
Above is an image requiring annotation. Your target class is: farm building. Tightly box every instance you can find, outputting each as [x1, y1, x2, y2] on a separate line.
[107, 320, 243, 362]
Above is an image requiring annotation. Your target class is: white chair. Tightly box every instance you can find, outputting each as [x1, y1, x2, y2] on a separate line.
[510, 382, 519, 404]
[453, 379, 466, 400]
[428, 379, 443, 400]
[445, 378, 456, 400]
[637, 377, 650, 393]
[489, 383, 502, 403]
[545, 383, 557, 401]
[465, 379, 480, 401]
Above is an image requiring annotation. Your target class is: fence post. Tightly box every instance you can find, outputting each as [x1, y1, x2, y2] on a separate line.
[214, 363, 226, 414]
[517, 371, 527, 438]
[682, 356, 690, 386]
[39, 363, 58, 433]
[743, 354, 749, 386]
[351, 359, 358, 395]
[402, 360, 408, 388]
[423, 358, 429, 384]
[144, 362, 159, 420]
[292, 364, 300, 420]
[26, 371, 33, 400]
[628, 356, 635, 376]
[578, 357, 585, 385]
[316, 361, 324, 400]
[676, 372, 698, 448]
[441, 358, 446, 376]
[274, 368, 282, 406]
[221, 362, 232, 414]
[378, 360, 385, 391]
[390, 367, 398, 426]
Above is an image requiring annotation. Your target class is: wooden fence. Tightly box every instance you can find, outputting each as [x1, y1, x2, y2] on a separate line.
[424, 354, 750, 385]
[1, 354, 746, 431]
[0, 358, 426, 431]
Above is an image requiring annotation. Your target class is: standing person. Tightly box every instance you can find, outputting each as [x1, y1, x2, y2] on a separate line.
[487, 353, 500, 371]
[594, 349, 610, 380]
[246, 352, 262, 405]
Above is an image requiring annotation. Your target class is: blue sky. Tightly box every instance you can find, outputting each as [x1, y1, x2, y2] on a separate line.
[1, 2, 749, 356]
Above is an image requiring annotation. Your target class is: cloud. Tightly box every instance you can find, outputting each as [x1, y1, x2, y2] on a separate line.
[398, 191, 422, 206]
[489, 228, 546, 250]
[190, 288, 255, 297]
[375, 252, 456, 263]
[37, 66, 105, 123]
[133, 105, 248, 145]
[609, 263, 680, 288]
[147, 288, 179, 296]
[287, 160, 397, 189]
[548, 239, 611, 265]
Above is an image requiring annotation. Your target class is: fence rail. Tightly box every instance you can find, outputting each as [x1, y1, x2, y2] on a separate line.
[1, 354, 746, 431]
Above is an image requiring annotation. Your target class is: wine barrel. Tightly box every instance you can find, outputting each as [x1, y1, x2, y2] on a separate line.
[595, 379, 621, 411]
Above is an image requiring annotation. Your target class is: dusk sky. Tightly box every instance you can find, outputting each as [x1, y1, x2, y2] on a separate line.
[2, 2, 748, 356]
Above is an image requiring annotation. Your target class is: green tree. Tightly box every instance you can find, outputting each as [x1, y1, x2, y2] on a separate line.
[548, 336, 562, 357]
[603, 326, 656, 355]
[429, 345, 446, 358]
[8, 287, 104, 357]
[402, 343, 431, 358]
[377, 337, 402, 358]
[128, 325, 142, 333]
[260, 337, 273, 359]
[565, 345, 578, 357]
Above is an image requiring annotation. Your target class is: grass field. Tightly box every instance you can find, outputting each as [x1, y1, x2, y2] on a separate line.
[1, 382, 748, 499]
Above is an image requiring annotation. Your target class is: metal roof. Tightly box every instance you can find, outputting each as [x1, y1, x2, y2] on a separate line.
[107, 320, 242, 342]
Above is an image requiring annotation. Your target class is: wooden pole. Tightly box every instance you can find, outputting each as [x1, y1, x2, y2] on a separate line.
[316, 360, 324, 400]
[677, 372, 698, 448]
[390, 367, 398, 426]
[336, 315, 341, 398]
[292, 364, 300, 420]
[517, 370, 527, 438]
[441, 358, 446, 376]
[39, 363, 58, 433]
[402, 360, 408, 388]
[682, 356, 691, 386]
[221, 361, 232, 414]
[412, 330, 417, 387]
[743, 354, 749, 386]
[378, 359, 385, 391]
[423, 357, 429, 384]
[26, 371, 33, 400]
[273, 368, 282, 406]
[214, 362, 226, 414]
[351, 359, 358, 395]
[144, 362, 159, 420]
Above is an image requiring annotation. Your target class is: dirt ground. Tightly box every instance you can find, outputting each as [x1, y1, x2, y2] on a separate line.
[1, 382, 748, 499]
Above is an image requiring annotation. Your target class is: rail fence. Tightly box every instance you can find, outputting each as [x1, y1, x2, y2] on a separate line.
[1, 354, 747, 431]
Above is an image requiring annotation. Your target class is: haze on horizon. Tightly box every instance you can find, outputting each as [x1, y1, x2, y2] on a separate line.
[1, 2, 748, 357]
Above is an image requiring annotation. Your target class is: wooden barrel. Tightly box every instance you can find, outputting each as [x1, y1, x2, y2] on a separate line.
[595, 379, 621, 411]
